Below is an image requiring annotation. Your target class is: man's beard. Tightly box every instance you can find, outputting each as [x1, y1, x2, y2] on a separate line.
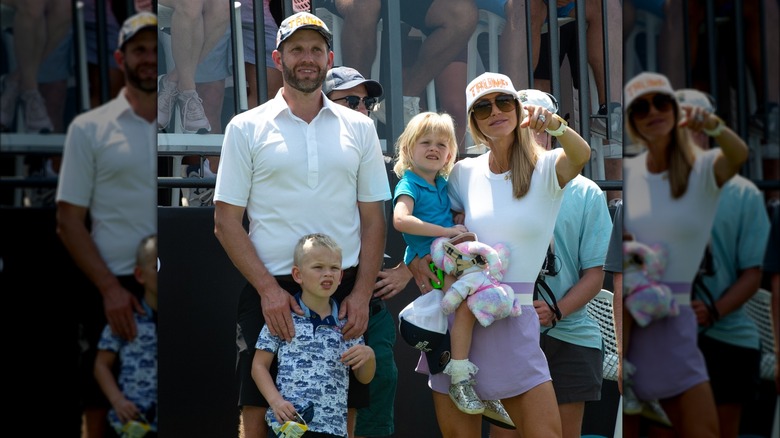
[282, 61, 326, 94]
[125, 60, 157, 94]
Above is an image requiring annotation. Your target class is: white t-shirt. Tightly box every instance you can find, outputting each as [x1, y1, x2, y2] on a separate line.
[56, 89, 157, 276]
[448, 148, 565, 283]
[623, 148, 721, 283]
[214, 90, 391, 275]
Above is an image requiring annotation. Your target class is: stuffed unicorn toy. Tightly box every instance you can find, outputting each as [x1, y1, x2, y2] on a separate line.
[430, 234, 521, 327]
[623, 240, 679, 327]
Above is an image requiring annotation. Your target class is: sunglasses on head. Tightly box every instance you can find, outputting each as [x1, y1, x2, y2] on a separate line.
[471, 94, 518, 120]
[628, 93, 675, 119]
[331, 95, 379, 112]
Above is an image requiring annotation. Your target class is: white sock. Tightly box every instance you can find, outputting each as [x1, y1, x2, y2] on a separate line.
[443, 359, 479, 384]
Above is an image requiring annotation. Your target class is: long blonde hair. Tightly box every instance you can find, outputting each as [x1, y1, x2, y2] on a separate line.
[393, 112, 459, 178]
[467, 101, 544, 199]
[626, 102, 695, 198]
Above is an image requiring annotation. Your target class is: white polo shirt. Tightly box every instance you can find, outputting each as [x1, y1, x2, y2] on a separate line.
[56, 88, 157, 276]
[215, 90, 391, 275]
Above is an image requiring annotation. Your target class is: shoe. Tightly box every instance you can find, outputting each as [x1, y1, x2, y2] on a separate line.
[482, 399, 516, 430]
[591, 102, 622, 141]
[0, 74, 19, 131]
[20, 89, 53, 133]
[403, 95, 421, 125]
[622, 360, 642, 415]
[23, 158, 57, 207]
[184, 165, 214, 207]
[177, 90, 211, 134]
[157, 74, 178, 131]
[641, 399, 672, 427]
[449, 380, 485, 415]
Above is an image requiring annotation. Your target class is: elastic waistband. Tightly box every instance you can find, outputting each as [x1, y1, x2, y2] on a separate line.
[505, 282, 535, 294]
[674, 293, 691, 306]
[515, 294, 534, 305]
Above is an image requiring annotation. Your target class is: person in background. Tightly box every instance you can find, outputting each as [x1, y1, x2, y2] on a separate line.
[213, 12, 390, 438]
[323, 65, 402, 438]
[94, 234, 159, 438]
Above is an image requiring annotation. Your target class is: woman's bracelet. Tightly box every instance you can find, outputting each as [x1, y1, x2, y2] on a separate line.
[545, 114, 568, 137]
[703, 115, 726, 137]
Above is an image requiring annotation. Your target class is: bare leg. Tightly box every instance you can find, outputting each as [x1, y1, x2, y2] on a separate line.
[239, 406, 268, 438]
[500, 0, 531, 88]
[336, 0, 382, 77]
[434, 59, 468, 153]
[450, 302, 476, 363]
[502, 381, 562, 437]
[660, 382, 719, 437]
[432, 390, 483, 437]
[402, 0, 477, 98]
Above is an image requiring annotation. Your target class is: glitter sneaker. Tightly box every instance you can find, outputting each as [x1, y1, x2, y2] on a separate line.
[449, 379, 485, 415]
[591, 102, 622, 141]
[177, 89, 211, 134]
[20, 89, 53, 133]
[482, 399, 516, 429]
[157, 74, 178, 131]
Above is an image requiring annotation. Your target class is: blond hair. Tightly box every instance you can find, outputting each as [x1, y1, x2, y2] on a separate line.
[467, 101, 544, 199]
[293, 233, 343, 266]
[626, 102, 694, 198]
[392, 112, 459, 178]
[136, 234, 157, 270]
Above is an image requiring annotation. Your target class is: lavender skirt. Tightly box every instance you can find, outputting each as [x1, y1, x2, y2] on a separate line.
[627, 283, 709, 400]
[415, 282, 552, 400]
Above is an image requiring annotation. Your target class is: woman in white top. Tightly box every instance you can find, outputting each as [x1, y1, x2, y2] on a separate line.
[410, 72, 590, 437]
[622, 72, 748, 437]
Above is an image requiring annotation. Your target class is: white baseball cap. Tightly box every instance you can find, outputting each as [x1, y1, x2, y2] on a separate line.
[675, 88, 716, 112]
[517, 89, 559, 114]
[465, 72, 519, 114]
[624, 72, 677, 110]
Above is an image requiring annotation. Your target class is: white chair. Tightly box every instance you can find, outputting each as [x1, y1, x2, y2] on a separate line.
[585, 288, 622, 438]
[744, 288, 777, 382]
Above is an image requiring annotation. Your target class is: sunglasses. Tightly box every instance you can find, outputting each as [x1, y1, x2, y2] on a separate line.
[471, 95, 518, 120]
[628, 94, 675, 119]
[331, 95, 379, 112]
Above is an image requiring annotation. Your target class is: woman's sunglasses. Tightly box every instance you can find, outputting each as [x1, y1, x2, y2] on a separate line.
[628, 94, 675, 119]
[471, 95, 518, 120]
[331, 95, 379, 112]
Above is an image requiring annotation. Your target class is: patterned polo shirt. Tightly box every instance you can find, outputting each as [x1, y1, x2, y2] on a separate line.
[256, 293, 364, 437]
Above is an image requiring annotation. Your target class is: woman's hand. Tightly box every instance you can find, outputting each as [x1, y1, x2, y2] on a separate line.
[520, 103, 558, 134]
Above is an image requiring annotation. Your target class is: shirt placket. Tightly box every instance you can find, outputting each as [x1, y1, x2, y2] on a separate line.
[306, 125, 318, 188]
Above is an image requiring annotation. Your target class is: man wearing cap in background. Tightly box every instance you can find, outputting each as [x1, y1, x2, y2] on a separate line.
[486, 89, 613, 438]
[55, 11, 158, 438]
[213, 12, 391, 438]
[323, 65, 406, 438]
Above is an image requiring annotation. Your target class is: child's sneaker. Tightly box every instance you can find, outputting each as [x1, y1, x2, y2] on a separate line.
[482, 399, 515, 429]
[622, 360, 642, 415]
[641, 399, 672, 427]
[448, 379, 485, 414]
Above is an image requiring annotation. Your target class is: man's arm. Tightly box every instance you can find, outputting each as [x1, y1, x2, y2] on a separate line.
[340, 200, 386, 340]
[214, 201, 301, 342]
[56, 201, 141, 340]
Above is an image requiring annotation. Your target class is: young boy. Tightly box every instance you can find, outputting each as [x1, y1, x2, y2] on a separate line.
[94, 234, 158, 437]
[251, 233, 376, 438]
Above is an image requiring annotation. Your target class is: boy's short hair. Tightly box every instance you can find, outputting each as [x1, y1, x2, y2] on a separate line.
[293, 233, 342, 266]
[136, 234, 158, 269]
